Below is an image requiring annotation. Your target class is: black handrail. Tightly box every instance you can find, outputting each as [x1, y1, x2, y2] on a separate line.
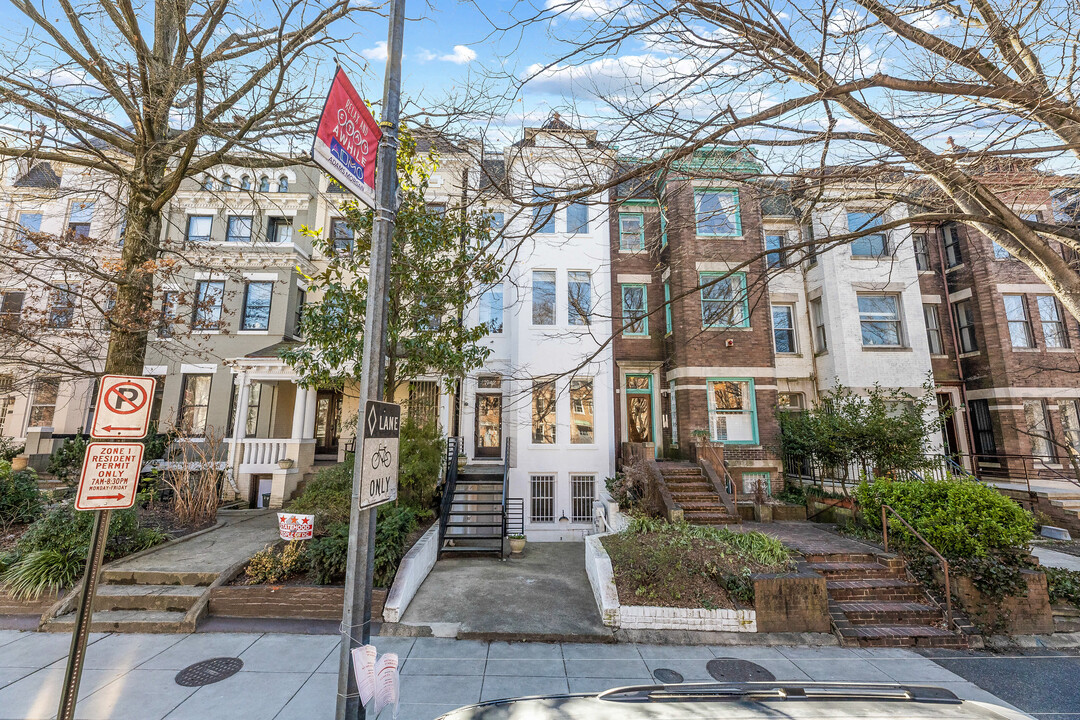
[438, 436, 460, 549]
[500, 437, 511, 554]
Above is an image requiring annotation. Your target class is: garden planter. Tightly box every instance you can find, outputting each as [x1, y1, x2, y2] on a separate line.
[753, 503, 773, 523]
[277, 458, 294, 470]
[509, 537, 526, 554]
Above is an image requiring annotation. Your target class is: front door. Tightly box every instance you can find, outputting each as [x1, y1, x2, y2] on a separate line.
[315, 390, 341, 455]
[626, 375, 654, 445]
[475, 393, 502, 458]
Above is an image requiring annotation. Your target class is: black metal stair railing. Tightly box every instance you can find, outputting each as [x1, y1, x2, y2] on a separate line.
[438, 436, 460, 549]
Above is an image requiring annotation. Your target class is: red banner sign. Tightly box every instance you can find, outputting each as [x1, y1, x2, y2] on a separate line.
[312, 67, 382, 208]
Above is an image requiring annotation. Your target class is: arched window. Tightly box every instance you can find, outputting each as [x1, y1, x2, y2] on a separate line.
[202, 176, 213, 191]
[221, 175, 232, 191]
[258, 175, 270, 192]
[240, 175, 251, 191]
[278, 176, 289, 192]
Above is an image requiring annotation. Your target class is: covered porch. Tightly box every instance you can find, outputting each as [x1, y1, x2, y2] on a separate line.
[225, 345, 343, 509]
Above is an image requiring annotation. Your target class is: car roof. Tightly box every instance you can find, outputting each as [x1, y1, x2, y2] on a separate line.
[436, 683, 1031, 720]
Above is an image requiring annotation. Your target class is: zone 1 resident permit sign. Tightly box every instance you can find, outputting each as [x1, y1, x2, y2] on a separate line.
[75, 442, 145, 511]
[359, 400, 400, 510]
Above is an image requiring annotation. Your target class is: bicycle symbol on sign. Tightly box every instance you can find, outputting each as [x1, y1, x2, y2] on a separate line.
[370, 442, 392, 469]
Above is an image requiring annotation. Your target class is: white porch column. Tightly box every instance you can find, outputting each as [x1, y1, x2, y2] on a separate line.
[302, 388, 318, 439]
[291, 384, 308, 440]
[233, 373, 251, 442]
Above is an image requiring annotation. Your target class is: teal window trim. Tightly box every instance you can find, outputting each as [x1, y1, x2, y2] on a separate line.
[660, 212, 668, 248]
[663, 282, 672, 335]
[625, 374, 657, 455]
[699, 272, 750, 328]
[621, 283, 649, 336]
[694, 188, 742, 237]
[706, 377, 759, 445]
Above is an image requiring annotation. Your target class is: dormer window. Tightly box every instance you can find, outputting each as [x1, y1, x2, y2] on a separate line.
[240, 175, 251, 191]
[259, 176, 270, 192]
[278, 176, 289, 192]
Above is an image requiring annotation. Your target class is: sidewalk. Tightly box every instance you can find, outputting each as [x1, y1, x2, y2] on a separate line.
[0, 630, 1020, 720]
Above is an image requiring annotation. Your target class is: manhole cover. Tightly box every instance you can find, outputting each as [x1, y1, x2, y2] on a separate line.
[175, 657, 244, 687]
[652, 668, 684, 683]
[706, 658, 776, 682]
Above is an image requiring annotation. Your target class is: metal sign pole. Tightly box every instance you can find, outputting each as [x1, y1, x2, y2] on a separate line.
[57, 508, 111, 720]
[336, 0, 406, 717]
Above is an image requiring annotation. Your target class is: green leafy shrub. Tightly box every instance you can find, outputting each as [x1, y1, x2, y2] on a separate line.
[245, 541, 309, 584]
[306, 523, 349, 585]
[47, 435, 89, 487]
[374, 504, 418, 587]
[397, 419, 445, 511]
[289, 462, 352, 526]
[0, 436, 24, 462]
[0, 461, 42, 524]
[775, 483, 805, 506]
[0, 549, 83, 599]
[855, 476, 1034, 559]
[1047, 567, 1080, 606]
[1, 504, 170, 599]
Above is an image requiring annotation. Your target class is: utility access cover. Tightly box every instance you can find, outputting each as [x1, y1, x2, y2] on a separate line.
[706, 658, 776, 682]
[175, 657, 244, 687]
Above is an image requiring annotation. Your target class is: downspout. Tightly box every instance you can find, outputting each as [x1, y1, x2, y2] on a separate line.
[935, 225, 979, 471]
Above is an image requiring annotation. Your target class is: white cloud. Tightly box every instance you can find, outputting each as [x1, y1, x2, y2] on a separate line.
[361, 41, 387, 61]
[910, 9, 953, 31]
[544, 0, 623, 20]
[440, 45, 477, 64]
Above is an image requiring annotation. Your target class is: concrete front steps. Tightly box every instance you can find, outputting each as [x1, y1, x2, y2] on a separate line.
[806, 551, 966, 649]
[656, 462, 738, 525]
[44, 573, 211, 633]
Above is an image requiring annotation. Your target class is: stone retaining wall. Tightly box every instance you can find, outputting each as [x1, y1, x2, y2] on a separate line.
[953, 569, 1054, 635]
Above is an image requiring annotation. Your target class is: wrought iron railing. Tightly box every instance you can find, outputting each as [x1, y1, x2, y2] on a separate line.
[438, 436, 461, 549]
[500, 437, 511, 554]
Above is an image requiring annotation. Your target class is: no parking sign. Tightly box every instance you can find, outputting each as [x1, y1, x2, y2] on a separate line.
[90, 374, 157, 439]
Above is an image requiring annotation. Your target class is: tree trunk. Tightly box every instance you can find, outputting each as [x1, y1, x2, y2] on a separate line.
[103, 198, 162, 376]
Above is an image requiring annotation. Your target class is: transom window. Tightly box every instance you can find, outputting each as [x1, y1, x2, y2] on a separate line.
[706, 379, 757, 443]
[694, 189, 741, 236]
[700, 272, 748, 328]
[857, 295, 902, 346]
[619, 213, 645, 251]
[241, 281, 273, 331]
[621, 284, 648, 336]
[847, 212, 889, 257]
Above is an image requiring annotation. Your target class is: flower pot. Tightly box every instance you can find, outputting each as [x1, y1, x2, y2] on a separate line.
[278, 458, 294, 470]
[509, 537, 526, 554]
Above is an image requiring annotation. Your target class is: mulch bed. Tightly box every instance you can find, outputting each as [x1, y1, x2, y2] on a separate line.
[138, 505, 216, 540]
[0, 523, 32, 554]
[600, 532, 777, 610]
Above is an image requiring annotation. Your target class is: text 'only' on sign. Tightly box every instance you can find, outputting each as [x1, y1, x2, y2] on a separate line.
[359, 400, 400, 511]
[75, 442, 145, 511]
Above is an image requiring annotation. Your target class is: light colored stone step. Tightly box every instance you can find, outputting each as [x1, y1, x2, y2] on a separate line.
[93, 584, 204, 612]
[46, 609, 192, 633]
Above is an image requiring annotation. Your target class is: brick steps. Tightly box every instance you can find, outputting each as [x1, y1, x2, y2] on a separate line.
[656, 462, 736, 526]
[811, 550, 965, 649]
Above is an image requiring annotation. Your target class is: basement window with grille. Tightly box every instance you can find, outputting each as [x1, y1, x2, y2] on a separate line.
[530, 475, 555, 523]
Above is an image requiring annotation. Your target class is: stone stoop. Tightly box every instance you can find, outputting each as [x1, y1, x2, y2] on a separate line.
[656, 462, 738, 525]
[43, 571, 212, 634]
[805, 551, 967, 649]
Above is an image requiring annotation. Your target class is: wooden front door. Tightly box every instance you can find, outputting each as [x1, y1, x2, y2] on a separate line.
[474, 393, 502, 458]
[626, 374, 654, 445]
[314, 390, 341, 455]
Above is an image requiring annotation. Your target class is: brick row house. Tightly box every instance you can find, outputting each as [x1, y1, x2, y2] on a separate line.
[2, 119, 1079, 527]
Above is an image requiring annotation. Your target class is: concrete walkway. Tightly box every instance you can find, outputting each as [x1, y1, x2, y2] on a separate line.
[1032, 546, 1080, 572]
[105, 510, 278, 577]
[399, 543, 609, 640]
[736, 521, 882, 556]
[0, 630, 1027, 720]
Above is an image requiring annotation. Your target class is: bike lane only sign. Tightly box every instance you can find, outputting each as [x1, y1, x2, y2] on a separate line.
[359, 400, 400, 510]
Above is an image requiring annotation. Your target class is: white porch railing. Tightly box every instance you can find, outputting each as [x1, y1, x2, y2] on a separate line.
[239, 439, 290, 470]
